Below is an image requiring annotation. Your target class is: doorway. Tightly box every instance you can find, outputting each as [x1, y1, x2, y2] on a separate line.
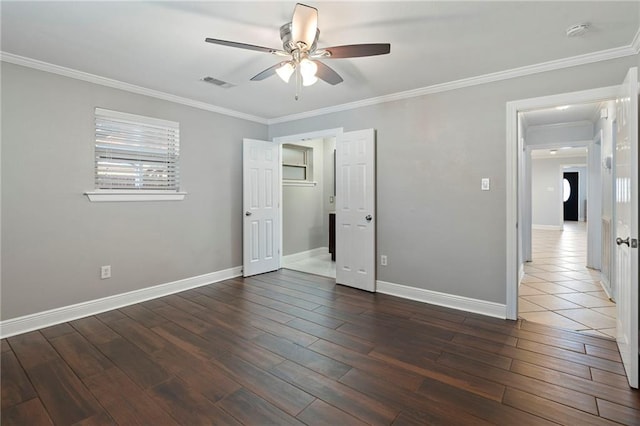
[508, 96, 621, 341]
[280, 138, 336, 279]
[506, 86, 619, 321]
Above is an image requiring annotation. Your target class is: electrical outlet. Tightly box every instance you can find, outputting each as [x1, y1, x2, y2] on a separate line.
[380, 255, 388, 266]
[101, 265, 111, 279]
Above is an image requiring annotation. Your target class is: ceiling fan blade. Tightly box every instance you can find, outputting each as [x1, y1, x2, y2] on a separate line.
[322, 43, 391, 59]
[205, 38, 282, 54]
[315, 61, 343, 85]
[291, 3, 318, 49]
[250, 62, 285, 81]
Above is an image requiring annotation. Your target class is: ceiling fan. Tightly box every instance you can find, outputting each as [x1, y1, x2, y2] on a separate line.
[205, 3, 391, 99]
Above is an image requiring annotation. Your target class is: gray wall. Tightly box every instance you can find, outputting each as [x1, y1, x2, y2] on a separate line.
[1, 62, 267, 320]
[269, 55, 638, 304]
[531, 157, 563, 228]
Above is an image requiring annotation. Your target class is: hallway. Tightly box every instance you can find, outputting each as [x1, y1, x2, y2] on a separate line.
[519, 222, 616, 339]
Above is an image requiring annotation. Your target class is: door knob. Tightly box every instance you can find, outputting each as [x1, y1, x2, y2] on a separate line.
[245, 211, 252, 217]
[616, 237, 630, 246]
[365, 215, 372, 222]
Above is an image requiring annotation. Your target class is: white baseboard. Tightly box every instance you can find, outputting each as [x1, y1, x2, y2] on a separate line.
[532, 224, 563, 231]
[282, 247, 328, 264]
[0, 266, 242, 338]
[376, 280, 506, 319]
[600, 276, 614, 301]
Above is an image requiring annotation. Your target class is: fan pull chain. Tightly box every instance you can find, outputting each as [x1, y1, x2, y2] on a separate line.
[295, 66, 301, 101]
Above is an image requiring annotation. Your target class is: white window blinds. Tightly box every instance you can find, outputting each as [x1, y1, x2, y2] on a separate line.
[95, 108, 180, 191]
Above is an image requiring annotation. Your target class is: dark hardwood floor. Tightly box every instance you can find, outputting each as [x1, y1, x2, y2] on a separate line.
[2, 269, 639, 425]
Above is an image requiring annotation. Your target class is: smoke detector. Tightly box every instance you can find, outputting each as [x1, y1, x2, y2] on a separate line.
[566, 23, 589, 37]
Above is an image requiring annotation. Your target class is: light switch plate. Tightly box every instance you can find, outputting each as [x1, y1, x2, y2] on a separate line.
[481, 178, 490, 191]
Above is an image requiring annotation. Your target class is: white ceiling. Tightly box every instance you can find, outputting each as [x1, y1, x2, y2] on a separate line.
[531, 146, 588, 160]
[2, 1, 639, 120]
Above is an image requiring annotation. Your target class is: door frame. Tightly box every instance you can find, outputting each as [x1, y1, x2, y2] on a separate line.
[506, 85, 619, 320]
[273, 127, 344, 271]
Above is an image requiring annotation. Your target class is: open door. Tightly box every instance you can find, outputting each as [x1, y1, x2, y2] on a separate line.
[243, 139, 280, 277]
[335, 129, 376, 291]
[614, 67, 638, 388]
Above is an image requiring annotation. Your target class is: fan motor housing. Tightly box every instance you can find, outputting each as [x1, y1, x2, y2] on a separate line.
[280, 22, 320, 53]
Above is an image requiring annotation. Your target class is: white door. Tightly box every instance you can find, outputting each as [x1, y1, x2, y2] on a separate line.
[243, 139, 280, 277]
[335, 129, 376, 291]
[614, 67, 638, 388]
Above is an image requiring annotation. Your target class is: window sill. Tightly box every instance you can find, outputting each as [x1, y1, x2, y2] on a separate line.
[283, 181, 317, 187]
[84, 190, 187, 202]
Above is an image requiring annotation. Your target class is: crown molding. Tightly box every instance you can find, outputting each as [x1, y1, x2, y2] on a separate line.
[2, 32, 638, 128]
[0, 52, 268, 125]
[268, 43, 638, 125]
[632, 27, 640, 54]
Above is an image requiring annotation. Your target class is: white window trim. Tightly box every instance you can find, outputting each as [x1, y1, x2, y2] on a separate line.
[85, 190, 187, 202]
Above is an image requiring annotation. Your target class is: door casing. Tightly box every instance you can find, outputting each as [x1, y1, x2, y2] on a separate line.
[506, 85, 619, 320]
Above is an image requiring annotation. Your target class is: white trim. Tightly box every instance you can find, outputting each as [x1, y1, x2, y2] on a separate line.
[0, 52, 267, 125]
[377, 280, 506, 319]
[506, 85, 620, 323]
[532, 224, 564, 231]
[282, 247, 328, 264]
[268, 45, 638, 124]
[632, 28, 640, 54]
[0, 266, 242, 338]
[506, 101, 519, 320]
[601, 276, 614, 301]
[85, 190, 187, 202]
[272, 128, 344, 143]
[282, 180, 317, 187]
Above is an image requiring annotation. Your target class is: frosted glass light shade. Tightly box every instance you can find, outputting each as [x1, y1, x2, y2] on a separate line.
[302, 74, 318, 86]
[276, 62, 295, 83]
[299, 58, 318, 85]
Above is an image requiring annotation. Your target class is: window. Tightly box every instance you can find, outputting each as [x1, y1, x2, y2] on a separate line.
[563, 178, 571, 202]
[282, 143, 314, 185]
[86, 108, 185, 201]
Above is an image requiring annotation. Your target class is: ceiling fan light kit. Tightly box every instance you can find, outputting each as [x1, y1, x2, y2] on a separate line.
[205, 2, 391, 100]
[275, 62, 295, 83]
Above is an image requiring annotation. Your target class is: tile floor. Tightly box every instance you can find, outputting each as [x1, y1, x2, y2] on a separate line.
[519, 221, 616, 339]
[283, 252, 336, 279]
